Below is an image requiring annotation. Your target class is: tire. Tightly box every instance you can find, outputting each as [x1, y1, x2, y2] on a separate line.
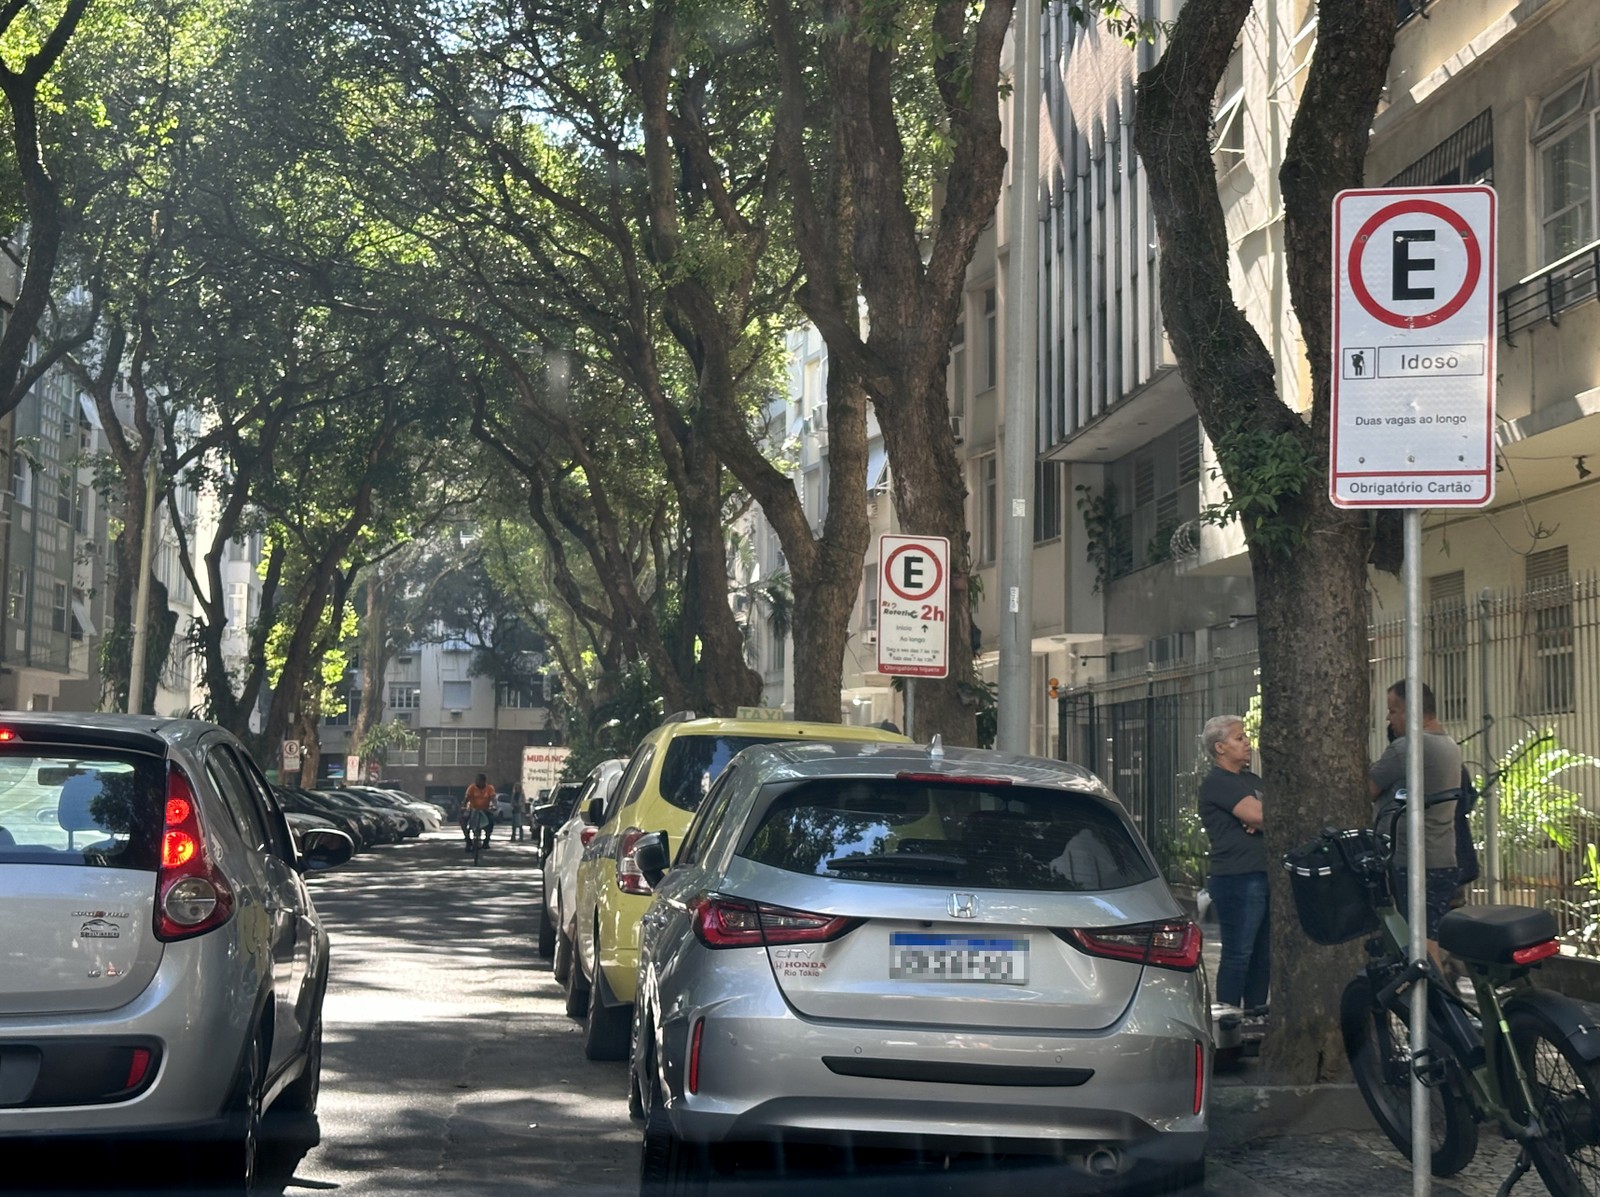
[564, 943, 591, 1019]
[553, 925, 574, 986]
[639, 1101, 708, 1196]
[191, 1030, 264, 1193]
[1340, 974, 1478, 1177]
[583, 965, 632, 1061]
[536, 899, 557, 960]
[1505, 1003, 1600, 1195]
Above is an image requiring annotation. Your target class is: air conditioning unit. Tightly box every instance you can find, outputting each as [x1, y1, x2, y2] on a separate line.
[949, 414, 965, 443]
[862, 628, 877, 645]
[448, 709, 463, 720]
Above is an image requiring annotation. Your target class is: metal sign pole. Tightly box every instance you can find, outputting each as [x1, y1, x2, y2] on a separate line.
[1405, 508, 1430, 1197]
[905, 678, 915, 742]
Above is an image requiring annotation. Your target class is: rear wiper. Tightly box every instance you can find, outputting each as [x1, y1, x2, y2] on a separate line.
[827, 852, 967, 871]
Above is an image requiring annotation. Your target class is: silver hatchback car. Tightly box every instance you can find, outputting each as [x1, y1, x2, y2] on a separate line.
[0, 713, 352, 1191]
[630, 740, 1209, 1194]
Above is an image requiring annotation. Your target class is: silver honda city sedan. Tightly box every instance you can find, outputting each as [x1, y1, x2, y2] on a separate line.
[630, 739, 1210, 1195]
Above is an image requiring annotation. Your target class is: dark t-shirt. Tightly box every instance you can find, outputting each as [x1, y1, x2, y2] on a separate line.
[1198, 765, 1268, 876]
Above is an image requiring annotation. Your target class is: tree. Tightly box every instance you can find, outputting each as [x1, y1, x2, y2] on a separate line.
[1130, 0, 1399, 1078]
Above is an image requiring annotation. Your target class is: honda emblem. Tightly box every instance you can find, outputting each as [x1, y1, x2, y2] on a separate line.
[949, 892, 977, 918]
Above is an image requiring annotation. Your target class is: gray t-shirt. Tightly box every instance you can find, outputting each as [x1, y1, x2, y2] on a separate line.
[1198, 766, 1268, 876]
[1370, 729, 1461, 869]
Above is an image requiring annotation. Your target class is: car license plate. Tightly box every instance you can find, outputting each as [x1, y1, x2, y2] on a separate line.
[889, 933, 1027, 984]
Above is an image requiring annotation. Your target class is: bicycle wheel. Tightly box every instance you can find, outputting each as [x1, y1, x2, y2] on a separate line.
[1506, 1003, 1600, 1195]
[1340, 974, 1478, 1176]
[472, 823, 483, 866]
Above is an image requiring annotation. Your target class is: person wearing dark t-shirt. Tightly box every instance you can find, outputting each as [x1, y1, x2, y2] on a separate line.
[1197, 714, 1269, 1016]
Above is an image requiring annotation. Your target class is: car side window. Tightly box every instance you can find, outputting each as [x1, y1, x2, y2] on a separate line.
[677, 768, 738, 867]
[205, 746, 272, 853]
[613, 745, 656, 818]
[226, 746, 295, 860]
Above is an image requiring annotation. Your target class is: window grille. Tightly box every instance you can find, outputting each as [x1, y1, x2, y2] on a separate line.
[1523, 547, 1575, 715]
[1427, 571, 1469, 723]
[1387, 110, 1494, 188]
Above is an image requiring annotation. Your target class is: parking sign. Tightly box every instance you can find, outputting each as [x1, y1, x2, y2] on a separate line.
[1331, 186, 1496, 508]
[877, 535, 950, 678]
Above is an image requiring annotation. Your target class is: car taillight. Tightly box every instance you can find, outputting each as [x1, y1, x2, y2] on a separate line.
[1066, 920, 1201, 972]
[1194, 1041, 1205, 1114]
[617, 828, 652, 895]
[154, 764, 234, 942]
[689, 894, 860, 949]
[580, 825, 599, 847]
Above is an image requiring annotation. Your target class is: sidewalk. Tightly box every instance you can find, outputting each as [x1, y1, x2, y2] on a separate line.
[1199, 911, 1530, 1196]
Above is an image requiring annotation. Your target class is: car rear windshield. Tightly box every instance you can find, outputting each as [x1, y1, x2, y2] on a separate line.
[657, 735, 802, 813]
[739, 779, 1157, 892]
[0, 749, 164, 871]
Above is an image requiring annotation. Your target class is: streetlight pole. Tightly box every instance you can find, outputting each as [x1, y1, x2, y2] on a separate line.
[998, 3, 1041, 754]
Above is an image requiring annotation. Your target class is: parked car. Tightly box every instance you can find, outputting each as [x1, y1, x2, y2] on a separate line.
[630, 740, 1208, 1194]
[537, 759, 627, 968]
[328, 787, 424, 837]
[0, 712, 352, 1190]
[284, 809, 343, 849]
[531, 780, 585, 861]
[565, 714, 909, 1061]
[274, 786, 375, 850]
[341, 786, 443, 831]
[310, 788, 410, 843]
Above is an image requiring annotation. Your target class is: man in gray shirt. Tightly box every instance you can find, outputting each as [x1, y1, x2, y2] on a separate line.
[1370, 680, 1461, 959]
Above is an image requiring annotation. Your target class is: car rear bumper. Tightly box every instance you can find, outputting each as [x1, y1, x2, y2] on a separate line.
[0, 935, 258, 1138]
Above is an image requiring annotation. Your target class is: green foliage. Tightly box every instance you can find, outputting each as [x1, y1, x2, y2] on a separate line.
[356, 719, 418, 764]
[1155, 805, 1209, 890]
[1074, 483, 1129, 591]
[1064, 3, 1166, 47]
[1200, 422, 1317, 558]
[1242, 689, 1262, 742]
[552, 657, 663, 781]
[1469, 729, 1600, 853]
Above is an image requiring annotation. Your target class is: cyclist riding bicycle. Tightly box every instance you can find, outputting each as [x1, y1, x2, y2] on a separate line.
[461, 774, 496, 853]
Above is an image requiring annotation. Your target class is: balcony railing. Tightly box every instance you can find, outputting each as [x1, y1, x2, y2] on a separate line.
[1500, 240, 1600, 344]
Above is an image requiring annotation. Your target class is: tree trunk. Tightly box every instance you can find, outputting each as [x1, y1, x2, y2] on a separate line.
[352, 566, 392, 764]
[1132, 0, 1398, 1081]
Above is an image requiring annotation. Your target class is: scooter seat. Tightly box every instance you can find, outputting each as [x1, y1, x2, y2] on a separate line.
[1437, 904, 1558, 964]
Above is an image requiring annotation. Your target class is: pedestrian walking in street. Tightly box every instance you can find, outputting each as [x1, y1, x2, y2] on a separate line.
[509, 783, 526, 842]
[1197, 714, 1269, 1020]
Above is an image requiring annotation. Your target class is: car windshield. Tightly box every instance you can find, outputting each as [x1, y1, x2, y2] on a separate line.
[739, 779, 1156, 892]
[657, 735, 802, 813]
[0, 750, 164, 870]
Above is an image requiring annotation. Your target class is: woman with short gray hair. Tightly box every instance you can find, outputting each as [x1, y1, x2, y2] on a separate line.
[1196, 715, 1269, 1018]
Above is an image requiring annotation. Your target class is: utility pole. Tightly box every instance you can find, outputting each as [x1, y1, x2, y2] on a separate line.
[997, 4, 1041, 754]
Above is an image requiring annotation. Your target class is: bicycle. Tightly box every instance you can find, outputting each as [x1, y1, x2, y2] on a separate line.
[464, 807, 489, 865]
[1287, 817, 1600, 1195]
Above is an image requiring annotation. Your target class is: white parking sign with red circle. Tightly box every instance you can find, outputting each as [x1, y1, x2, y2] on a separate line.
[1331, 186, 1496, 508]
[877, 535, 950, 678]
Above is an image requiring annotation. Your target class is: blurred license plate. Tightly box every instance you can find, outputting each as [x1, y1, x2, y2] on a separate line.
[889, 934, 1027, 984]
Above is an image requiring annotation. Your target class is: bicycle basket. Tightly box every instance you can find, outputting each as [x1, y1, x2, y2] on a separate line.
[1282, 828, 1382, 946]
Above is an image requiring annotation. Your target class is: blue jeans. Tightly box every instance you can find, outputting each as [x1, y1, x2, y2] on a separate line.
[1208, 870, 1270, 1009]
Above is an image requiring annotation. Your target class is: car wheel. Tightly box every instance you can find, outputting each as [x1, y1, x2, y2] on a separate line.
[583, 965, 632, 1061]
[191, 1029, 263, 1193]
[564, 943, 591, 1018]
[278, 1013, 322, 1116]
[640, 1103, 707, 1196]
[536, 899, 557, 960]
[553, 925, 574, 985]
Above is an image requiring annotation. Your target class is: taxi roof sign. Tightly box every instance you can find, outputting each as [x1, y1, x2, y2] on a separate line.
[735, 706, 787, 721]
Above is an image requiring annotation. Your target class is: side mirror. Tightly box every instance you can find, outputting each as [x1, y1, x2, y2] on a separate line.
[299, 827, 355, 872]
[584, 796, 606, 826]
[635, 831, 670, 888]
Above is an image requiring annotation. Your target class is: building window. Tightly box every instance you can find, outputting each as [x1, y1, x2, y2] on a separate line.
[1522, 547, 1574, 716]
[497, 683, 539, 708]
[73, 485, 87, 535]
[442, 679, 473, 710]
[8, 569, 26, 621]
[388, 682, 421, 711]
[428, 729, 487, 767]
[1107, 420, 1201, 579]
[983, 288, 998, 391]
[863, 568, 878, 631]
[1388, 109, 1493, 188]
[388, 737, 419, 767]
[12, 454, 31, 507]
[1535, 69, 1597, 266]
[51, 583, 68, 634]
[1034, 460, 1062, 543]
[1427, 571, 1469, 724]
[1212, 48, 1245, 168]
[950, 317, 967, 418]
[55, 472, 71, 524]
[977, 454, 998, 565]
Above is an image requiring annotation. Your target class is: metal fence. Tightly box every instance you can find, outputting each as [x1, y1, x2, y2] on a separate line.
[1060, 572, 1600, 951]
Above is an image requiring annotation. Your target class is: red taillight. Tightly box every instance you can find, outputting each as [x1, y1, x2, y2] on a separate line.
[1067, 920, 1202, 971]
[155, 764, 234, 942]
[617, 828, 652, 896]
[0, 728, 14, 741]
[127, 1047, 153, 1089]
[690, 894, 860, 949]
[1513, 939, 1561, 965]
[894, 771, 1013, 786]
[580, 826, 598, 847]
[687, 1017, 705, 1094]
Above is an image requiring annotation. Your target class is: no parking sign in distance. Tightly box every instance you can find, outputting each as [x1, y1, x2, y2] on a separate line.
[1331, 186, 1497, 509]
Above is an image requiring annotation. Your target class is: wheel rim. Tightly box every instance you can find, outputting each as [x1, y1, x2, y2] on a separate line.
[1368, 1005, 1454, 1151]
[241, 1038, 262, 1190]
[1525, 1035, 1600, 1187]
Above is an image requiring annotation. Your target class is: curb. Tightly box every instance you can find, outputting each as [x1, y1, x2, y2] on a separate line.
[1209, 1083, 1373, 1146]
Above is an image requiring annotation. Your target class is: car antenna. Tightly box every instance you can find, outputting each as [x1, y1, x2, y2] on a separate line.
[929, 734, 944, 761]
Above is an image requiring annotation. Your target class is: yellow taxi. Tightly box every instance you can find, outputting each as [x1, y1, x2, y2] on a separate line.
[562, 712, 909, 1059]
